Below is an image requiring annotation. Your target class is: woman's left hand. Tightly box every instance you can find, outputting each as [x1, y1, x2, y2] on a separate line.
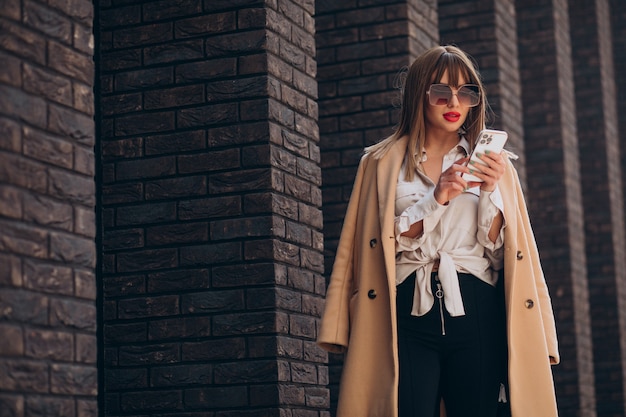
[470, 151, 506, 192]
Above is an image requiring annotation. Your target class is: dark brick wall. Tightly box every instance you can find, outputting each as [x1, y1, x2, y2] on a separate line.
[98, 0, 327, 416]
[0, 0, 97, 416]
[315, 0, 439, 413]
[516, 0, 595, 415]
[570, 0, 626, 416]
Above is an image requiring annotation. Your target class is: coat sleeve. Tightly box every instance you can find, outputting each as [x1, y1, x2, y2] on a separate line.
[317, 155, 369, 353]
[510, 163, 560, 364]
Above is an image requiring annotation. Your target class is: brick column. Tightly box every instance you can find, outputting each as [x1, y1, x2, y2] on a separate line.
[569, 0, 626, 416]
[516, 0, 595, 415]
[439, 0, 527, 184]
[315, 0, 439, 414]
[98, 1, 326, 416]
[0, 0, 97, 416]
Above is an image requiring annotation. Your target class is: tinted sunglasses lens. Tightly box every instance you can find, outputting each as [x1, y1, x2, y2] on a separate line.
[458, 85, 480, 106]
[428, 85, 452, 105]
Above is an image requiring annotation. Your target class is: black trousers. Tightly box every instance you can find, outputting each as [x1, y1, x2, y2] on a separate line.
[396, 272, 508, 417]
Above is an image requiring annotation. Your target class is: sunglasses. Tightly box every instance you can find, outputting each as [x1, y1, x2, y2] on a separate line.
[427, 84, 481, 107]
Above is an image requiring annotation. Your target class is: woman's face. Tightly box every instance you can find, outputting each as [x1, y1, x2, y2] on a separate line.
[424, 70, 472, 136]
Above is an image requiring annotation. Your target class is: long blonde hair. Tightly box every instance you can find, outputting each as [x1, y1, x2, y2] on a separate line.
[366, 45, 489, 180]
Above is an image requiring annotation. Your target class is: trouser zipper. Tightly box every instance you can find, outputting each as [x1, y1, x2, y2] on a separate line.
[435, 276, 446, 335]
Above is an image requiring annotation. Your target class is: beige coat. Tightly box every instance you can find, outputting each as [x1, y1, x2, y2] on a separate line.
[318, 136, 559, 417]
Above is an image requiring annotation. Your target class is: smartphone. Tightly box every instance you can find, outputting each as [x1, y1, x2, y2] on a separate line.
[462, 129, 508, 183]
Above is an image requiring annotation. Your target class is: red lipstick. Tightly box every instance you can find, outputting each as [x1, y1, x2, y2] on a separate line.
[443, 112, 460, 122]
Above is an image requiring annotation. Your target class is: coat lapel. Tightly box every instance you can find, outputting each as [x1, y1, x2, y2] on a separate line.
[377, 137, 409, 289]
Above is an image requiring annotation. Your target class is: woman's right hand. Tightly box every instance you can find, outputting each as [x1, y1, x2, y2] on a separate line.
[433, 157, 479, 205]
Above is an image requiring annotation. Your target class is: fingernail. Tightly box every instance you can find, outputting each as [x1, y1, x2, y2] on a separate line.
[469, 169, 475, 174]
[469, 160, 475, 165]
[485, 150, 491, 154]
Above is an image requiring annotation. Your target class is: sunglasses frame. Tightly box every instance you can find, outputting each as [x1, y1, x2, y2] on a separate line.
[426, 83, 481, 107]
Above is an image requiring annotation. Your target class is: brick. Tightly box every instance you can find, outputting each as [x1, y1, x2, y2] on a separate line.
[210, 216, 273, 240]
[48, 0, 93, 26]
[73, 23, 94, 55]
[177, 102, 238, 128]
[182, 338, 245, 361]
[24, 0, 72, 43]
[101, 182, 143, 205]
[209, 168, 272, 194]
[0, 324, 23, 356]
[50, 364, 97, 395]
[142, 0, 201, 21]
[212, 312, 282, 336]
[180, 242, 241, 266]
[23, 258, 73, 295]
[118, 344, 179, 366]
[176, 57, 236, 83]
[104, 323, 146, 344]
[48, 168, 95, 207]
[0, 19, 46, 64]
[116, 156, 176, 180]
[117, 295, 179, 319]
[205, 29, 267, 57]
[114, 111, 175, 136]
[0, 185, 23, 220]
[147, 269, 209, 293]
[214, 360, 277, 384]
[105, 368, 148, 390]
[178, 196, 241, 220]
[99, 5, 140, 28]
[0, 359, 49, 392]
[24, 329, 74, 361]
[23, 193, 72, 231]
[0, 85, 47, 128]
[50, 298, 96, 331]
[0, 117, 21, 152]
[113, 22, 172, 48]
[101, 92, 142, 115]
[151, 364, 212, 387]
[206, 76, 268, 101]
[50, 232, 96, 268]
[185, 386, 247, 409]
[178, 149, 239, 174]
[101, 137, 143, 159]
[74, 204, 96, 238]
[148, 316, 211, 340]
[174, 12, 236, 38]
[23, 63, 72, 106]
[182, 290, 244, 314]
[0, 220, 48, 260]
[76, 333, 97, 363]
[116, 249, 178, 273]
[76, 399, 97, 417]
[146, 176, 207, 200]
[103, 275, 145, 297]
[120, 390, 183, 412]
[145, 130, 205, 155]
[114, 67, 173, 91]
[144, 39, 204, 65]
[146, 222, 208, 245]
[100, 49, 142, 71]
[116, 202, 176, 226]
[48, 104, 95, 145]
[25, 397, 76, 417]
[212, 263, 276, 287]
[0, 394, 24, 417]
[144, 85, 204, 110]
[48, 41, 94, 85]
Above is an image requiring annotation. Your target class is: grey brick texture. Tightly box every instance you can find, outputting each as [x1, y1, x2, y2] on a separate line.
[0, 0, 97, 417]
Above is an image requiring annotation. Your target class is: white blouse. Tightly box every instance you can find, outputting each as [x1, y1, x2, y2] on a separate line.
[395, 138, 505, 317]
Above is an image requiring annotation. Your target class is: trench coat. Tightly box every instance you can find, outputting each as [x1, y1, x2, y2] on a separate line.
[318, 135, 559, 417]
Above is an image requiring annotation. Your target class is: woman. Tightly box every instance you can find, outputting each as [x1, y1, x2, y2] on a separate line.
[317, 45, 559, 417]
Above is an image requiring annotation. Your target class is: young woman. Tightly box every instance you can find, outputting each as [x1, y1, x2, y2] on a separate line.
[318, 45, 559, 417]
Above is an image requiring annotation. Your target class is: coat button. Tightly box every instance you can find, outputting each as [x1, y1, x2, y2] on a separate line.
[525, 299, 534, 309]
[516, 251, 523, 260]
[368, 289, 377, 299]
[369, 239, 377, 248]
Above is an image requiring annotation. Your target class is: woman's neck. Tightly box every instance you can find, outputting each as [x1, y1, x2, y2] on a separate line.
[423, 131, 460, 157]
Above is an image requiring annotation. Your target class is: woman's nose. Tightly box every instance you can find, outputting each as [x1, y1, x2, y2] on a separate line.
[447, 92, 460, 107]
